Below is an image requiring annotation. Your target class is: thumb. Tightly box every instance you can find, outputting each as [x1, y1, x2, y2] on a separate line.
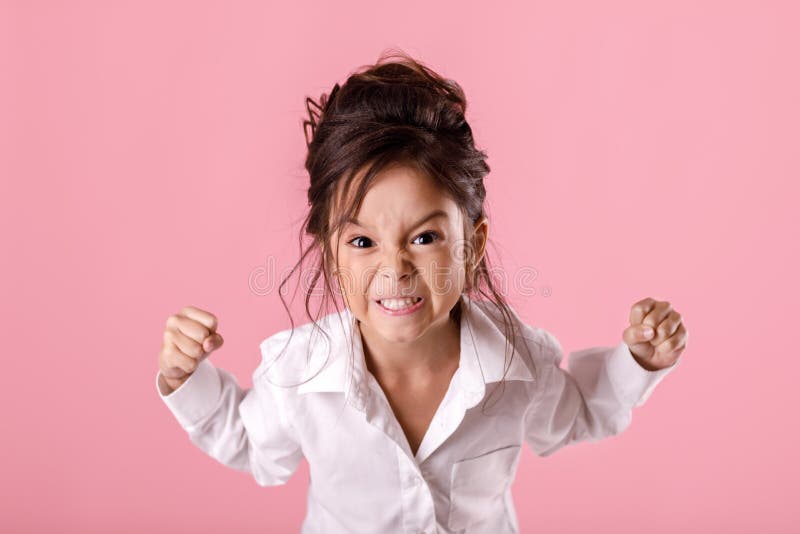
[202, 332, 224, 354]
[623, 323, 655, 347]
[622, 323, 655, 359]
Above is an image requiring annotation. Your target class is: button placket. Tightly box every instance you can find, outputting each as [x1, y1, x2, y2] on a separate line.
[397, 447, 437, 533]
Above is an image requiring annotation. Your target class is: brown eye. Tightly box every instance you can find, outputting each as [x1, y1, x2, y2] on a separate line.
[412, 231, 440, 245]
[348, 236, 373, 248]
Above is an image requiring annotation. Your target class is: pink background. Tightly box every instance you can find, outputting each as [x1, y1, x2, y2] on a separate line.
[3, 0, 797, 532]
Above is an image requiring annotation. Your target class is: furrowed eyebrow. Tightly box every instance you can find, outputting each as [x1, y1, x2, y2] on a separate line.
[346, 209, 449, 231]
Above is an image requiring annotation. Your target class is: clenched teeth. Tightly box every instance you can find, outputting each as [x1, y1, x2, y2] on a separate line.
[379, 297, 422, 310]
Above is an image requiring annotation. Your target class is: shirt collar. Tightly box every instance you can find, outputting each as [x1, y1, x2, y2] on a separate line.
[283, 295, 536, 409]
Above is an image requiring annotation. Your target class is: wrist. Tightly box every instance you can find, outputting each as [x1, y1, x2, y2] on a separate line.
[629, 350, 661, 372]
[159, 372, 189, 395]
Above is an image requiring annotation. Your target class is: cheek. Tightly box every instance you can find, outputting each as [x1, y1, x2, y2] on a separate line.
[419, 250, 466, 293]
[334, 256, 370, 295]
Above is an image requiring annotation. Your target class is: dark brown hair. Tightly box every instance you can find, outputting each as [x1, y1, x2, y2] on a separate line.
[267, 48, 537, 412]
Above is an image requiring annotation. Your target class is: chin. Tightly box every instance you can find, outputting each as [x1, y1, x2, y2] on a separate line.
[377, 333, 417, 345]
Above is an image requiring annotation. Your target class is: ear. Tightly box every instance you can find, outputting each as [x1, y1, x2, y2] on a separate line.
[471, 216, 488, 267]
[467, 217, 489, 273]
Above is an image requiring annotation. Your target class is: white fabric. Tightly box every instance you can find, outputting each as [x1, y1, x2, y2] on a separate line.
[156, 295, 680, 533]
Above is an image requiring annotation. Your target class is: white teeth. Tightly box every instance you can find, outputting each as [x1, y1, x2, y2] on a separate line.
[379, 297, 421, 310]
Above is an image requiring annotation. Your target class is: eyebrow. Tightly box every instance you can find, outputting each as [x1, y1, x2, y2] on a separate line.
[346, 209, 449, 231]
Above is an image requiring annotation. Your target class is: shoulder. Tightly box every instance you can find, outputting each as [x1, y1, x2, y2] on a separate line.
[468, 296, 562, 365]
[254, 308, 353, 384]
[519, 324, 564, 366]
[463, 298, 564, 392]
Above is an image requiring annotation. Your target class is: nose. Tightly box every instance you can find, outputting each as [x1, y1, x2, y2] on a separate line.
[377, 247, 415, 284]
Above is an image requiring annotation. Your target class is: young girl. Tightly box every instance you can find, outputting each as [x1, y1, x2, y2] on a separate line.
[156, 50, 687, 534]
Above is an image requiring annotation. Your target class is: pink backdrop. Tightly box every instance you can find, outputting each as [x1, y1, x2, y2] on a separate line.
[3, 0, 797, 532]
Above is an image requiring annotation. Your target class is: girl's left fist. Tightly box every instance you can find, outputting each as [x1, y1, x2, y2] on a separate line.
[622, 297, 688, 371]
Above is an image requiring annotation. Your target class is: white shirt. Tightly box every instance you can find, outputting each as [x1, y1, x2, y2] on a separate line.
[156, 295, 680, 534]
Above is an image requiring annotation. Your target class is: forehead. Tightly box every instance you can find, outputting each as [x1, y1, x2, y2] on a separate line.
[332, 163, 461, 228]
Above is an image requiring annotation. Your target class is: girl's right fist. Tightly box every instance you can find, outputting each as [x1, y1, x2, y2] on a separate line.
[158, 306, 224, 393]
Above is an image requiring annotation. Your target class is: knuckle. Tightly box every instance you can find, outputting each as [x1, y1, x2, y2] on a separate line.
[187, 337, 203, 356]
[187, 319, 208, 339]
[166, 348, 182, 365]
[181, 319, 197, 336]
[173, 350, 192, 367]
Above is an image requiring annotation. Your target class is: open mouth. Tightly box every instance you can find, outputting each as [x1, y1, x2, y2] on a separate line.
[375, 296, 424, 313]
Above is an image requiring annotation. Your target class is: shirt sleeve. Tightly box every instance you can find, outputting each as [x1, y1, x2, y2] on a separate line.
[155, 355, 304, 486]
[523, 333, 682, 457]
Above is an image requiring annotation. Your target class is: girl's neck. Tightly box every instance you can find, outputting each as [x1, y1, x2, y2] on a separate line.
[359, 314, 460, 388]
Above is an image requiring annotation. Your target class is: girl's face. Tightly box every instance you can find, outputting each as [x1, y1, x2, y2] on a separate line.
[330, 163, 487, 345]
